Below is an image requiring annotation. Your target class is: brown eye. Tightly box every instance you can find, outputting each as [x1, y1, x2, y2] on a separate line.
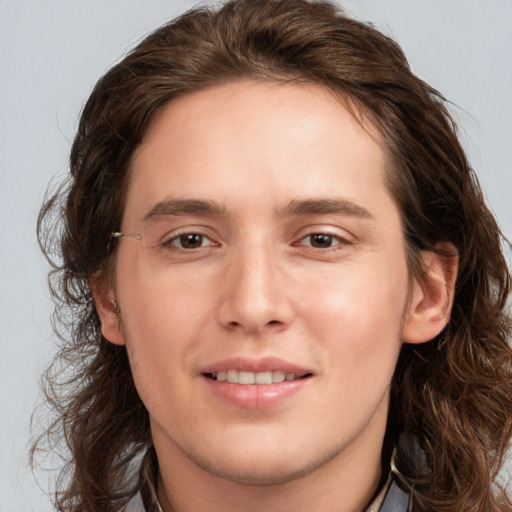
[309, 233, 335, 248]
[163, 233, 212, 249]
[176, 233, 205, 249]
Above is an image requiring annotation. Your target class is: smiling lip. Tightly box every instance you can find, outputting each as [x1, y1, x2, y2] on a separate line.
[201, 356, 313, 409]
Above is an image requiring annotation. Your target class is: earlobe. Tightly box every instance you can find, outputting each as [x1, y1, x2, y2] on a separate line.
[402, 243, 458, 345]
[90, 274, 126, 346]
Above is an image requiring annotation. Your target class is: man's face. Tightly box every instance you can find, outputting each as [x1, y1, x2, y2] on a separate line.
[106, 81, 415, 485]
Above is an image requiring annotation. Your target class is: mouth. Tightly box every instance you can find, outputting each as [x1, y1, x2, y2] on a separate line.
[204, 370, 313, 385]
[201, 358, 314, 408]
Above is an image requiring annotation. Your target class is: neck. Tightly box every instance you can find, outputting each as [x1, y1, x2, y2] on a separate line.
[158, 456, 382, 512]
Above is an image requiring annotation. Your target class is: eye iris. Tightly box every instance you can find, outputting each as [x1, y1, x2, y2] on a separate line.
[179, 233, 203, 249]
[310, 233, 333, 248]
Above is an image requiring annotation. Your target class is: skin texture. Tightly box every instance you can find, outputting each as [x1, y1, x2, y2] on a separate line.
[95, 81, 457, 512]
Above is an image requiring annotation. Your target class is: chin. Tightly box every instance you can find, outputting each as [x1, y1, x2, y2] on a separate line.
[178, 435, 342, 486]
[194, 455, 319, 485]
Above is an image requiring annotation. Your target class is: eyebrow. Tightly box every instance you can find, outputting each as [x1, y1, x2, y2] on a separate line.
[142, 197, 373, 221]
[143, 198, 228, 220]
[281, 198, 374, 219]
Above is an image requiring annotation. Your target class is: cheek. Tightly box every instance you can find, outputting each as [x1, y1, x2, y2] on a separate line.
[116, 252, 216, 332]
[119, 282, 211, 367]
[119, 287, 203, 423]
[299, 262, 409, 370]
[113, 260, 212, 393]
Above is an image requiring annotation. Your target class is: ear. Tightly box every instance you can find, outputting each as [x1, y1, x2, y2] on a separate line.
[90, 273, 126, 346]
[402, 243, 458, 344]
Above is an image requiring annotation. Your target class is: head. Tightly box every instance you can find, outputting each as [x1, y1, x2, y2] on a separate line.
[36, 1, 512, 511]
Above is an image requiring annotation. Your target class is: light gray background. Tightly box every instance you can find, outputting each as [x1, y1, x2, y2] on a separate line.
[1, 1, 511, 510]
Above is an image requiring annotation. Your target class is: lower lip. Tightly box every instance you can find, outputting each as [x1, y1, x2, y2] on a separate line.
[202, 376, 310, 409]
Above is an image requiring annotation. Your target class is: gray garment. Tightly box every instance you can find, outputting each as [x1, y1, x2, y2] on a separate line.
[379, 480, 410, 512]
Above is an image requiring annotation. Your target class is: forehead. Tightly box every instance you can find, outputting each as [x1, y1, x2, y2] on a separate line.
[126, 80, 392, 223]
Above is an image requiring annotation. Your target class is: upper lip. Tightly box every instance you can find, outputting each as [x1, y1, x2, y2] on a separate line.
[200, 356, 313, 376]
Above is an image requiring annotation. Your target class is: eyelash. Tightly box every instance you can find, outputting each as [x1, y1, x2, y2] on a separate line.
[162, 232, 219, 250]
[161, 230, 350, 251]
[294, 232, 349, 250]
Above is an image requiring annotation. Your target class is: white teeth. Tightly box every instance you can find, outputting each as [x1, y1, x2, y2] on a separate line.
[227, 369, 239, 383]
[212, 370, 301, 384]
[273, 370, 286, 383]
[238, 371, 255, 384]
[255, 371, 272, 384]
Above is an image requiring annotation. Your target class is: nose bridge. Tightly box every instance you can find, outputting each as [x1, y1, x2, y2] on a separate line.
[218, 234, 291, 333]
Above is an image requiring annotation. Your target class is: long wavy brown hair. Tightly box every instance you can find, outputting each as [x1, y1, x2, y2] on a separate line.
[33, 1, 512, 511]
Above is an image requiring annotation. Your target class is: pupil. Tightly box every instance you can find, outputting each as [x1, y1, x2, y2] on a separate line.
[311, 234, 332, 248]
[180, 234, 202, 248]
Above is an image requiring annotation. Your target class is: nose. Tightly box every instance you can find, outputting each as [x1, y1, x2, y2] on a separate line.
[217, 242, 294, 335]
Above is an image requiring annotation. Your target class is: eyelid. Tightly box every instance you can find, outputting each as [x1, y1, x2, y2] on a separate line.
[292, 224, 355, 243]
[293, 234, 350, 251]
[170, 234, 215, 249]
[300, 233, 344, 245]
[159, 226, 221, 248]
